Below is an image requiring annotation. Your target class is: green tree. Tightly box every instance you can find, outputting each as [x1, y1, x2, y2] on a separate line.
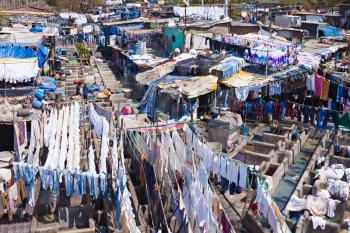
[46, 0, 57, 6]
[49, 0, 102, 12]
[302, 0, 317, 10]
[278, 0, 297, 6]
[323, 0, 339, 7]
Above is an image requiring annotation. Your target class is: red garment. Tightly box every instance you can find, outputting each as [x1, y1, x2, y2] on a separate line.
[273, 102, 281, 120]
[257, 105, 263, 115]
[286, 102, 294, 118]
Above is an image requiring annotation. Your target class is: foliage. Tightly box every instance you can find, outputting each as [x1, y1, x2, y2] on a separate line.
[301, 0, 317, 10]
[76, 43, 90, 58]
[46, 0, 102, 12]
[46, 0, 57, 6]
[323, 0, 340, 7]
[278, 0, 338, 8]
[278, 0, 296, 6]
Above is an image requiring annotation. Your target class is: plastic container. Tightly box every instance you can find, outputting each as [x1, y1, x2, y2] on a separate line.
[241, 124, 249, 136]
[134, 43, 142, 55]
[41, 76, 56, 84]
[39, 81, 56, 93]
[34, 89, 45, 100]
[32, 98, 43, 109]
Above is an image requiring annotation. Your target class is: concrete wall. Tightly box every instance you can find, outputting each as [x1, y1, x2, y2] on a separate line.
[297, 215, 340, 233]
[163, 27, 185, 53]
[241, 149, 271, 166]
[230, 25, 259, 35]
[262, 162, 285, 193]
[336, 134, 350, 146]
[262, 132, 287, 144]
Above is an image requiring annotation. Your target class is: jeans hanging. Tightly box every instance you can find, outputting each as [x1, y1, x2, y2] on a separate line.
[77, 173, 87, 195]
[221, 177, 230, 193]
[317, 109, 330, 129]
[303, 106, 315, 125]
[63, 170, 75, 196]
[87, 173, 99, 199]
[39, 167, 48, 190]
[331, 111, 339, 130]
[13, 162, 20, 182]
[100, 173, 108, 197]
[53, 170, 60, 195]
[280, 102, 287, 120]
[24, 164, 37, 188]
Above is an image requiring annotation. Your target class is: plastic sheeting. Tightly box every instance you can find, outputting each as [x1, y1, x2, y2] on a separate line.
[106, 0, 123, 4]
[37, 45, 49, 69]
[136, 53, 194, 85]
[30, 26, 44, 33]
[319, 25, 340, 37]
[170, 75, 218, 99]
[220, 70, 273, 88]
[0, 33, 43, 46]
[139, 74, 193, 117]
[0, 44, 40, 83]
[0, 45, 36, 59]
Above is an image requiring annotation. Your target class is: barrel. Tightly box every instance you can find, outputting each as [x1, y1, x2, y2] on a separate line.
[34, 89, 45, 101]
[32, 98, 43, 109]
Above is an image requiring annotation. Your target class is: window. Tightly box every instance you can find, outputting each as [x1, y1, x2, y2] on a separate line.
[172, 35, 176, 42]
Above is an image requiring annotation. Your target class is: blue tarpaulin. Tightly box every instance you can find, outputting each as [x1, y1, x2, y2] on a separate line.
[37, 45, 49, 68]
[30, 26, 44, 33]
[121, 11, 141, 20]
[319, 25, 340, 37]
[139, 74, 193, 117]
[0, 44, 36, 59]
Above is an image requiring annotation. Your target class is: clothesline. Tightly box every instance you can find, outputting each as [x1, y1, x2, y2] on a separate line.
[325, 72, 350, 86]
[126, 121, 185, 130]
[186, 122, 291, 233]
[199, 33, 296, 54]
[287, 100, 348, 114]
[125, 131, 166, 231]
[128, 128, 233, 232]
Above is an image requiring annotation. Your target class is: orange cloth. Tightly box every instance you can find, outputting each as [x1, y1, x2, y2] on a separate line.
[320, 79, 330, 101]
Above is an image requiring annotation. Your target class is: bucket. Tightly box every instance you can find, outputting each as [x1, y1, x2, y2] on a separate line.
[134, 43, 142, 55]
[241, 124, 249, 136]
[34, 89, 45, 101]
[32, 98, 43, 109]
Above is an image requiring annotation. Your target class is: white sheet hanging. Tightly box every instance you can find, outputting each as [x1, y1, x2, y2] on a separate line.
[0, 60, 39, 83]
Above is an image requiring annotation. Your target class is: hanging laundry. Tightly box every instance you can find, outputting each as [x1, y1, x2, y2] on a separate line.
[328, 81, 338, 100]
[320, 79, 330, 101]
[311, 216, 326, 230]
[314, 74, 323, 97]
[337, 84, 344, 103]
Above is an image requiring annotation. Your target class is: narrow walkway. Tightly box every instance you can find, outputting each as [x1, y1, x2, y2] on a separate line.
[272, 137, 320, 211]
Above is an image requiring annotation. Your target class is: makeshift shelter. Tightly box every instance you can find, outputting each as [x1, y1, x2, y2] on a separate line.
[0, 45, 40, 83]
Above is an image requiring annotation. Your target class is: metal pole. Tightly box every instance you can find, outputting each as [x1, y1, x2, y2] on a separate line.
[265, 11, 272, 79]
[185, 6, 187, 27]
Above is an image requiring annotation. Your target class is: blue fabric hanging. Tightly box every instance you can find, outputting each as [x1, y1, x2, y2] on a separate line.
[37, 44, 49, 68]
